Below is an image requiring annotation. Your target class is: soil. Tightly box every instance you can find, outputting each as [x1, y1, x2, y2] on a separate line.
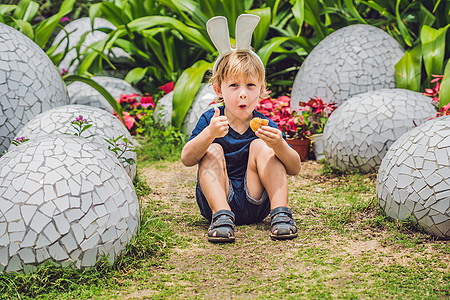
[123, 160, 449, 298]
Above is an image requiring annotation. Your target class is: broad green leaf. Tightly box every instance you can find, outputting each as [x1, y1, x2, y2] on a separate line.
[63, 75, 124, 122]
[417, 3, 435, 31]
[172, 60, 212, 128]
[125, 67, 148, 84]
[258, 36, 312, 66]
[344, 0, 367, 24]
[128, 16, 215, 52]
[439, 60, 450, 107]
[0, 5, 16, 16]
[394, 46, 422, 91]
[13, 0, 30, 20]
[304, 0, 326, 40]
[35, 0, 75, 48]
[98, 2, 126, 27]
[13, 19, 34, 39]
[88, 3, 102, 22]
[114, 38, 150, 60]
[159, 0, 205, 28]
[395, 0, 412, 47]
[421, 24, 450, 81]
[13, 0, 38, 22]
[199, 0, 224, 19]
[247, 7, 271, 49]
[76, 50, 99, 75]
[291, 0, 304, 36]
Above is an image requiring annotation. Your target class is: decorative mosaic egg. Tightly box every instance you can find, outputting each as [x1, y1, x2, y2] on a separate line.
[323, 89, 436, 173]
[15, 105, 137, 180]
[0, 23, 69, 155]
[67, 76, 141, 114]
[290, 24, 404, 109]
[52, 17, 130, 74]
[0, 135, 139, 272]
[154, 84, 218, 134]
[377, 116, 450, 238]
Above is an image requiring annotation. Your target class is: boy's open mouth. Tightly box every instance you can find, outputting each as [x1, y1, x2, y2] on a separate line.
[239, 104, 247, 109]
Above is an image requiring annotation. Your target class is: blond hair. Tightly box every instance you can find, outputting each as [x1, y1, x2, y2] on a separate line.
[210, 51, 266, 102]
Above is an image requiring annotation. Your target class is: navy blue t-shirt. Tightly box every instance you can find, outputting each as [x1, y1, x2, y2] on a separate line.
[188, 106, 285, 182]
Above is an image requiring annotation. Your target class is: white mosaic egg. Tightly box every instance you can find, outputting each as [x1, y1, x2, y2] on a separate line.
[377, 116, 450, 238]
[67, 76, 142, 114]
[0, 135, 139, 272]
[0, 23, 69, 155]
[15, 105, 137, 180]
[52, 17, 130, 74]
[291, 24, 404, 109]
[323, 89, 436, 173]
[154, 84, 218, 134]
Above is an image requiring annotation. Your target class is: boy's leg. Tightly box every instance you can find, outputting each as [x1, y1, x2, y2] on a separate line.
[198, 143, 231, 214]
[246, 139, 297, 239]
[246, 139, 288, 209]
[198, 143, 235, 242]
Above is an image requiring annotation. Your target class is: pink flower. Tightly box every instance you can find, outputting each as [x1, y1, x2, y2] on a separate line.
[60, 17, 70, 22]
[159, 82, 174, 94]
[115, 111, 135, 130]
[61, 69, 68, 76]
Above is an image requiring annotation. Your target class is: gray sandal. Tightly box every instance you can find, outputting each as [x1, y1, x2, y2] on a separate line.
[208, 210, 235, 243]
[270, 207, 298, 240]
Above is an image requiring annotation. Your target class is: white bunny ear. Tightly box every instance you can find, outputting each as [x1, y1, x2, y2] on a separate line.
[206, 16, 232, 57]
[235, 14, 260, 50]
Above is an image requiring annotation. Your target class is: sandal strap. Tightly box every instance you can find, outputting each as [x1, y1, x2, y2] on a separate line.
[211, 210, 235, 230]
[270, 206, 293, 219]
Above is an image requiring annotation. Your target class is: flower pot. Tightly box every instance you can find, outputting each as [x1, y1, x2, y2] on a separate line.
[286, 138, 310, 162]
[311, 133, 325, 160]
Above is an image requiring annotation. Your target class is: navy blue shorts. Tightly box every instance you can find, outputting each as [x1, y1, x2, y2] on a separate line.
[196, 174, 271, 225]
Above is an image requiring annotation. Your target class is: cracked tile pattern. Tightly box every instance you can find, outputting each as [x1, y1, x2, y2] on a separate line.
[323, 89, 436, 173]
[377, 116, 450, 238]
[15, 105, 136, 180]
[0, 23, 69, 155]
[291, 25, 404, 109]
[51, 17, 131, 74]
[0, 135, 139, 272]
[154, 84, 219, 135]
[68, 76, 141, 114]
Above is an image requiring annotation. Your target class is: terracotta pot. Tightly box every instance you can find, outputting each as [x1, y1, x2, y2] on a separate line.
[286, 138, 310, 162]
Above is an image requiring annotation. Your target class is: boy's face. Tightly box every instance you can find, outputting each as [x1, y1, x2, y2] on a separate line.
[213, 74, 263, 121]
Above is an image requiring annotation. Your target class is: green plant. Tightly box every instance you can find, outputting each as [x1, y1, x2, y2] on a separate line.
[0, 0, 75, 49]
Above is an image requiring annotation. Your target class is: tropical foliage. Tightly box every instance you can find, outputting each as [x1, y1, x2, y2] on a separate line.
[1, 0, 449, 124]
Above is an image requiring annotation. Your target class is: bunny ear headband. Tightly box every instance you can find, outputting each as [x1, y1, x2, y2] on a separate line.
[206, 14, 264, 75]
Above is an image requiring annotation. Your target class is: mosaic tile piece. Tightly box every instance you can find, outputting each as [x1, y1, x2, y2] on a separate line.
[14, 105, 136, 179]
[323, 89, 436, 173]
[377, 116, 450, 238]
[52, 17, 131, 74]
[67, 76, 141, 113]
[0, 135, 139, 271]
[291, 25, 404, 109]
[0, 23, 69, 154]
[154, 84, 219, 135]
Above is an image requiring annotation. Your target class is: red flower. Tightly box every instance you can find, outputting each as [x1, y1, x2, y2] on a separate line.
[159, 82, 174, 94]
[140, 93, 155, 109]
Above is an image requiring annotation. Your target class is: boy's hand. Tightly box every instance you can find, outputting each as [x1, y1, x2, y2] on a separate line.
[256, 126, 284, 149]
[208, 107, 229, 138]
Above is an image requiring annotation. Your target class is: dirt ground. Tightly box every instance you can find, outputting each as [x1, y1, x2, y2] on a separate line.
[124, 160, 449, 298]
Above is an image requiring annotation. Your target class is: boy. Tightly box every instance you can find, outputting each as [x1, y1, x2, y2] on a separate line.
[181, 15, 301, 243]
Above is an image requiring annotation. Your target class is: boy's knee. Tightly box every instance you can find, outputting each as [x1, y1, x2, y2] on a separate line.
[200, 143, 225, 165]
[250, 139, 275, 156]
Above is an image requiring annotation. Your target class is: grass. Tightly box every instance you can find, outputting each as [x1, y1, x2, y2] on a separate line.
[1, 138, 448, 299]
